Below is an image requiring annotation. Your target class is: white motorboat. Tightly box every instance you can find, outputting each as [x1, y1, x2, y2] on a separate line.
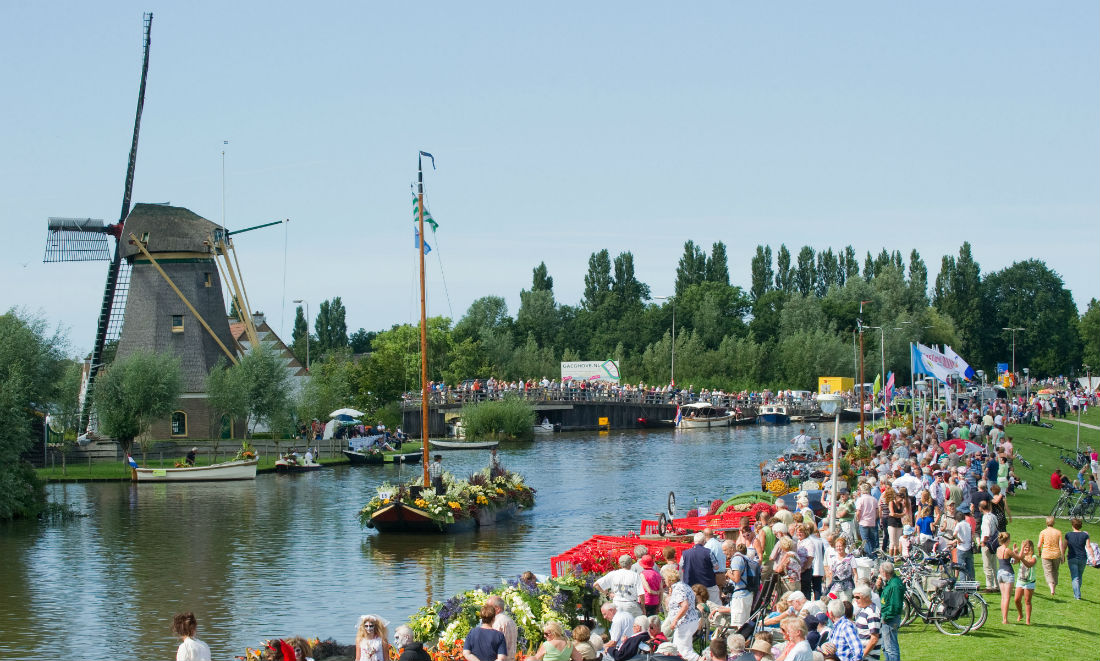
[665, 402, 737, 428]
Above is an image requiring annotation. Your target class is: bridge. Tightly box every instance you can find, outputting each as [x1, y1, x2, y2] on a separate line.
[400, 389, 825, 436]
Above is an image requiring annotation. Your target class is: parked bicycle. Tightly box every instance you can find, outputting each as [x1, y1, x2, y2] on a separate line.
[897, 551, 982, 635]
[1061, 451, 1089, 470]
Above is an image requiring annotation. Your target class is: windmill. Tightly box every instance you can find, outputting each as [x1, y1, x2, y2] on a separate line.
[42, 13, 153, 436]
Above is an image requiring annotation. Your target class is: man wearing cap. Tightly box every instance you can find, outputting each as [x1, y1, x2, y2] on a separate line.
[595, 555, 645, 617]
[185, 447, 198, 466]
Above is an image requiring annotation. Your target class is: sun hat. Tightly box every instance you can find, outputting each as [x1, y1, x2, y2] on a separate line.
[640, 554, 655, 569]
[748, 638, 774, 658]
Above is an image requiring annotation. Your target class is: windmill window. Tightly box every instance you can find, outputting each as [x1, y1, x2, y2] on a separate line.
[141, 232, 150, 244]
[204, 272, 212, 287]
[170, 411, 187, 437]
[171, 315, 184, 333]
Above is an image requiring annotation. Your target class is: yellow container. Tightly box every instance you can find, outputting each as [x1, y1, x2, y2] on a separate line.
[818, 376, 854, 394]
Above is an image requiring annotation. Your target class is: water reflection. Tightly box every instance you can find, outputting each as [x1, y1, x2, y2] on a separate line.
[0, 425, 852, 660]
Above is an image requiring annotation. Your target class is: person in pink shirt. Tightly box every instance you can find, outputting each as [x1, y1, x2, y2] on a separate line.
[855, 482, 880, 557]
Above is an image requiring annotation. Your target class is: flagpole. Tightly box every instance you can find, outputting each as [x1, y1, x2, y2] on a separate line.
[418, 152, 430, 486]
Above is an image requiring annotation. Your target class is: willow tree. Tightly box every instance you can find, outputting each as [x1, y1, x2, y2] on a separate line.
[94, 349, 182, 461]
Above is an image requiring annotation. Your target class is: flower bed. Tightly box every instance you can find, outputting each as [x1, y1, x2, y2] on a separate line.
[358, 469, 536, 529]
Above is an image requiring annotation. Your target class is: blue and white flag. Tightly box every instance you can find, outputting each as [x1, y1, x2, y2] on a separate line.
[943, 345, 976, 381]
[414, 227, 432, 254]
[912, 342, 957, 384]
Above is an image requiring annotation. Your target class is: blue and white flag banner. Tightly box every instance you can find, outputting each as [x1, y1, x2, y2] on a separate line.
[943, 345, 976, 381]
[912, 342, 960, 384]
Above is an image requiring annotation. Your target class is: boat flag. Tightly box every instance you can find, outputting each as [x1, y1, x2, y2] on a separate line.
[411, 189, 439, 232]
[674, 406, 682, 427]
[414, 227, 432, 254]
[127, 456, 138, 468]
[943, 345, 976, 381]
[884, 371, 895, 403]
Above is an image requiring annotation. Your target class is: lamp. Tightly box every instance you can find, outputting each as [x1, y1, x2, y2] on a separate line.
[818, 392, 843, 534]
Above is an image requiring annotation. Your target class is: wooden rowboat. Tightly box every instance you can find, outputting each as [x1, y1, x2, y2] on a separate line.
[134, 458, 258, 482]
[430, 439, 500, 450]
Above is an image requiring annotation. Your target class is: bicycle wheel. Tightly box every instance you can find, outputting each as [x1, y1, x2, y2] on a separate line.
[1086, 502, 1100, 526]
[932, 596, 974, 636]
[908, 546, 927, 564]
[1051, 499, 1065, 519]
[901, 594, 919, 627]
[966, 592, 988, 631]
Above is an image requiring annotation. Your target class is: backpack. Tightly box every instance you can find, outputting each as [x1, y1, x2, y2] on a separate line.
[733, 553, 761, 595]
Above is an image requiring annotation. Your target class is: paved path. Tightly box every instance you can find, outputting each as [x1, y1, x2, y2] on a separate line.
[1051, 418, 1100, 431]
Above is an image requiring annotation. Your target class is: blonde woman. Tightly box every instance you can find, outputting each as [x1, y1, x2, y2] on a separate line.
[1013, 539, 1038, 625]
[995, 532, 1020, 625]
[533, 621, 581, 661]
[355, 615, 391, 661]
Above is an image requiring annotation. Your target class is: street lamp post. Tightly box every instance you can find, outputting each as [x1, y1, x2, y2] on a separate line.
[1023, 367, 1030, 402]
[1003, 327, 1024, 383]
[293, 299, 310, 370]
[652, 296, 676, 387]
[818, 393, 844, 535]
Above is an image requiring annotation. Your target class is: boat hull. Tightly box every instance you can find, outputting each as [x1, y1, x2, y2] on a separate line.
[756, 414, 791, 425]
[344, 450, 423, 465]
[274, 460, 322, 473]
[134, 459, 258, 482]
[671, 415, 736, 428]
[729, 416, 757, 426]
[430, 440, 500, 450]
[370, 501, 521, 533]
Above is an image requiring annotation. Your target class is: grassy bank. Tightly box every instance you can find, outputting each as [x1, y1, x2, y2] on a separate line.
[36, 454, 350, 482]
[899, 419, 1099, 660]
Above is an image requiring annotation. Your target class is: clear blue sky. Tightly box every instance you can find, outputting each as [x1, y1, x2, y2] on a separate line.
[3, 2, 1097, 356]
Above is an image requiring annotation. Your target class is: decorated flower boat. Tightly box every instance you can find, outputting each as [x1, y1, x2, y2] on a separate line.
[360, 468, 535, 533]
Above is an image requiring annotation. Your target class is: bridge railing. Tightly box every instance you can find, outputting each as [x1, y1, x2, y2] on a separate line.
[399, 387, 820, 412]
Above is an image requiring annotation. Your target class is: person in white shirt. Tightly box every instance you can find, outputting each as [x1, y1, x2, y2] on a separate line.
[595, 556, 645, 617]
[600, 603, 636, 652]
[978, 500, 999, 591]
[172, 611, 212, 661]
[779, 617, 814, 661]
[953, 511, 975, 581]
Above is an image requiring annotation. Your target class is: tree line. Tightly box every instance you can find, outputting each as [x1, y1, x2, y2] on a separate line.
[292, 241, 1095, 415]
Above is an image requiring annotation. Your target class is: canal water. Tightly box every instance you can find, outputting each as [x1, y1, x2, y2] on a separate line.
[0, 424, 852, 660]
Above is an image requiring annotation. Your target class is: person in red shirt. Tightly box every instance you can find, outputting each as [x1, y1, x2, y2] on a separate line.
[1051, 469, 1069, 490]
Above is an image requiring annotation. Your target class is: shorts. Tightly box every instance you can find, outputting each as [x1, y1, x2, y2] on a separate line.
[997, 569, 1014, 584]
[1015, 579, 1035, 590]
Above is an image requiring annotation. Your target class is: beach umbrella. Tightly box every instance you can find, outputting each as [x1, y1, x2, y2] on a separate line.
[330, 408, 364, 418]
[331, 414, 360, 423]
[940, 438, 983, 456]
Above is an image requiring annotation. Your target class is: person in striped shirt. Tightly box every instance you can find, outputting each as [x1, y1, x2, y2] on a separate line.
[852, 584, 881, 661]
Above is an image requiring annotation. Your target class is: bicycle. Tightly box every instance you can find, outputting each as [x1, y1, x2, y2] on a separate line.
[899, 551, 986, 633]
[898, 568, 975, 635]
[1067, 493, 1100, 525]
[1051, 488, 1080, 519]
[1014, 452, 1033, 471]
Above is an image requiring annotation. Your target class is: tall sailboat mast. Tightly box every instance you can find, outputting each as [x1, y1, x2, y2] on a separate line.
[417, 151, 433, 484]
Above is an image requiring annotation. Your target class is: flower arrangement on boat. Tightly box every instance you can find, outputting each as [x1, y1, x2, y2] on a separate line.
[232, 441, 257, 462]
[358, 468, 535, 527]
[408, 574, 585, 652]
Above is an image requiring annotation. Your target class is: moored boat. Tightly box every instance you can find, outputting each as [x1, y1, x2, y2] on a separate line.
[430, 439, 500, 450]
[756, 403, 791, 425]
[343, 449, 423, 465]
[665, 401, 737, 428]
[134, 458, 258, 482]
[274, 455, 322, 472]
[533, 419, 560, 433]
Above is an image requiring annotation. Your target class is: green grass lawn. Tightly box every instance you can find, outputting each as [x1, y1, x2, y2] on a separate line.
[899, 419, 1099, 660]
[36, 453, 350, 481]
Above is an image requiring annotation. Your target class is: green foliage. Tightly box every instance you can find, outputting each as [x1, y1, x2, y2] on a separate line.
[290, 305, 309, 364]
[532, 261, 554, 292]
[750, 244, 773, 302]
[294, 348, 358, 423]
[349, 328, 376, 353]
[1080, 298, 1100, 370]
[583, 249, 613, 310]
[235, 344, 293, 436]
[675, 240, 707, 296]
[459, 396, 535, 440]
[94, 349, 182, 458]
[314, 297, 349, 357]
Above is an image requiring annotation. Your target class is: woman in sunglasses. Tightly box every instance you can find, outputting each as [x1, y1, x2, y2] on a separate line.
[355, 615, 391, 661]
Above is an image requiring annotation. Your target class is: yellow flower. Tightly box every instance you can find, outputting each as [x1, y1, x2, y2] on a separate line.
[382, 498, 391, 504]
[495, 488, 504, 494]
[476, 495, 489, 505]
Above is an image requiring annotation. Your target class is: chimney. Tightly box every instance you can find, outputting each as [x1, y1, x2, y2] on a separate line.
[251, 312, 266, 328]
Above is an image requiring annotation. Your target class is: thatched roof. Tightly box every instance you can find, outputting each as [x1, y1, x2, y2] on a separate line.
[120, 203, 222, 258]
